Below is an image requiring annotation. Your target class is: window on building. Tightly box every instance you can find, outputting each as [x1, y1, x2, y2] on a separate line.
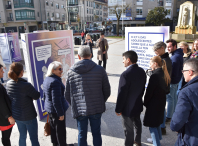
[90, 16, 91, 21]
[96, 10, 99, 15]
[100, 11, 102, 15]
[0, 14, 2, 22]
[136, 8, 142, 15]
[89, 1, 90, 7]
[96, 4, 99, 9]
[92, 9, 93, 14]
[166, 9, 171, 15]
[87, 8, 88, 13]
[87, 1, 88, 6]
[47, 12, 49, 16]
[137, 0, 142, 1]
[149, 0, 154, 1]
[15, 10, 35, 20]
[93, 2, 95, 8]
[166, 0, 171, 3]
[37, 12, 39, 17]
[100, 5, 102, 9]
[52, 12, 54, 17]
[177, 8, 180, 13]
[61, 5, 64, 8]
[56, 4, 58, 8]
[51, 2, 53, 6]
[56, 13, 60, 18]
[46, 1, 48, 6]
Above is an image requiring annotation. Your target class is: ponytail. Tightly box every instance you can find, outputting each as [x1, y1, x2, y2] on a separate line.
[162, 60, 171, 86]
[8, 62, 23, 81]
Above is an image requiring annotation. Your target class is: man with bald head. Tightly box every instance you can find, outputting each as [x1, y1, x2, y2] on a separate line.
[170, 58, 198, 146]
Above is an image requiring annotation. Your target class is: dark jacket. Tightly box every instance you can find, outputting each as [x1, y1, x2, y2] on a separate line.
[143, 68, 167, 127]
[170, 76, 198, 146]
[170, 48, 183, 84]
[65, 59, 111, 119]
[115, 64, 146, 117]
[6, 78, 40, 121]
[83, 39, 94, 58]
[0, 84, 12, 126]
[43, 74, 69, 117]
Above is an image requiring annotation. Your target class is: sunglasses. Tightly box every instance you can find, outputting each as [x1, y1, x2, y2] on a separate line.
[58, 68, 63, 71]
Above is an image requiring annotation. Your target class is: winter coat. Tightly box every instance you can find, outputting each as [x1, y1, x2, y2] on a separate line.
[0, 83, 12, 126]
[6, 78, 40, 121]
[96, 38, 109, 61]
[65, 59, 111, 119]
[170, 48, 183, 84]
[43, 74, 69, 117]
[170, 76, 198, 146]
[143, 68, 167, 127]
[115, 64, 146, 117]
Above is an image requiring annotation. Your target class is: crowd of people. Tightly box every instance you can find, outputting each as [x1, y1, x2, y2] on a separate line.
[0, 33, 198, 146]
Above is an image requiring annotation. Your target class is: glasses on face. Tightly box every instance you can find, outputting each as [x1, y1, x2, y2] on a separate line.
[58, 68, 63, 71]
[181, 70, 194, 73]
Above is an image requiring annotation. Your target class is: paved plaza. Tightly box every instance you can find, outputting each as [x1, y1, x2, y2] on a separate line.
[0, 39, 178, 146]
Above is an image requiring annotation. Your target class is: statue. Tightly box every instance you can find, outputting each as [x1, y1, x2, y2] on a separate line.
[181, 7, 188, 27]
[175, 1, 196, 34]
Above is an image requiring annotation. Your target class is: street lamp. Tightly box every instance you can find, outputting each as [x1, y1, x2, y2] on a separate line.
[122, 0, 123, 40]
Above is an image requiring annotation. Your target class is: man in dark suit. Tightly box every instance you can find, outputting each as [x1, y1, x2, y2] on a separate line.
[115, 50, 146, 146]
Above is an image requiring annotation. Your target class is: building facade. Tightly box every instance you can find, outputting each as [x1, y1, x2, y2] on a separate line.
[0, 0, 66, 35]
[108, 0, 177, 33]
[67, 0, 108, 31]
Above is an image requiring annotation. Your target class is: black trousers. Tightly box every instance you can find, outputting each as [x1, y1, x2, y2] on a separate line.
[122, 114, 142, 146]
[49, 113, 66, 146]
[1, 127, 12, 146]
[98, 54, 106, 70]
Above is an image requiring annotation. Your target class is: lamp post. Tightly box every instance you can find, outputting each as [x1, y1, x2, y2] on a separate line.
[122, 0, 123, 40]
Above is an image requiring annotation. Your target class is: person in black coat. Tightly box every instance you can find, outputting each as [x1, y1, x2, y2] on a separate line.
[6, 62, 40, 146]
[152, 41, 172, 135]
[0, 64, 15, 146]
[115, 50, 146, 146]
[83, 33, 94, 59]
[144, 56, 171, 146]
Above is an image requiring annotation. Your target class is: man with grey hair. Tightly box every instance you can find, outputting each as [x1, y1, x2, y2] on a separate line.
[65, 45, 111, 146]
[170, 58, 198, 146]
[152, 41, 172, 135]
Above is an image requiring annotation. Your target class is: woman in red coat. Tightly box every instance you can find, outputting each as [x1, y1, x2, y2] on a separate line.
[81, 31, 85, 41]
[0, 64, 15, 146]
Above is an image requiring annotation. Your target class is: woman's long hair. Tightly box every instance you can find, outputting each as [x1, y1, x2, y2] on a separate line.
[151, 56, 171, 86]
[192, 39, 198, 54]
[8, 62, 23, 81]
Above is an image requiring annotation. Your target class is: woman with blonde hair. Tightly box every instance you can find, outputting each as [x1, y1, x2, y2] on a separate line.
[144, 56, 171, 146]
[43, 61, 72, 146]
[83, 33, 94, 59]
[190, 39, 198, 58]
[179, 41, 191, 62]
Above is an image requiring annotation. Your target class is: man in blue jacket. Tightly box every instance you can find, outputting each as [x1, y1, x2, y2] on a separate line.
[170, 58, 198, 146]
[166, 39, 183, 122]
[115, 50, 146, 146]
[65, 46, 111, 146]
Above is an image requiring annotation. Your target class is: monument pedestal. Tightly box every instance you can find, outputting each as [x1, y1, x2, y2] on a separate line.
[171, 33, 198, 40]
[175, 26, 197, 34]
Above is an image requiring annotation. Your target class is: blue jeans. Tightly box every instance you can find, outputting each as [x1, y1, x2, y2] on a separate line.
[149, 126, 162, 146]
[15, 118, 40, 146]
[76, 113, 102, 146]
[166, 83, 178, 118]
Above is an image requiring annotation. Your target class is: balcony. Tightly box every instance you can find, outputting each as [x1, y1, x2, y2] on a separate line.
[94, 0, 107, 4]
[7, 17, 14, 21]
[68, 2, 78, 6]
[6, 5, 12, 9]
[15, 10, 35, 20]
[13, 0, 34, 8]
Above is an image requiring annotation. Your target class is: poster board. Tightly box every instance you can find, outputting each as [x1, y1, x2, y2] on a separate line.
[0, 33, 12, 64]
[21, 30, 75, 120]
[7, 32, 22, 62]
[125, 26, 169, 86]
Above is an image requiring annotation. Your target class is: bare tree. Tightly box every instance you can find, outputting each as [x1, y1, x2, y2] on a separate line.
[108, 4, 130, 36]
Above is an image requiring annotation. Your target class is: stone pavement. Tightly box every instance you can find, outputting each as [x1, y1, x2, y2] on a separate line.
[0, 39, 177, 146]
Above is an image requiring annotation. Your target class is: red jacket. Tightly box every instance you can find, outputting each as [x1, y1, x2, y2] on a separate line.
[81, 32, 85, 37]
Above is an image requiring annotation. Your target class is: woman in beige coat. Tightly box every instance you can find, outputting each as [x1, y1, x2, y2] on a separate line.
[96, 32, 109, 70]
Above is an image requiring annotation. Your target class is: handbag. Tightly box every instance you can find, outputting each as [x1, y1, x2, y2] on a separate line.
[44, 115, 51, 136]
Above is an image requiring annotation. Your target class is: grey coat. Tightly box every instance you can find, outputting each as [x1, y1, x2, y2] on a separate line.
[65, 59, 111, 118]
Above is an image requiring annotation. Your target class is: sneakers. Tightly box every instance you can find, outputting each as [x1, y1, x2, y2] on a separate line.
[161, 127, 166, 135]
[147, 138, 153, 144]
[165, 118, 171, 123]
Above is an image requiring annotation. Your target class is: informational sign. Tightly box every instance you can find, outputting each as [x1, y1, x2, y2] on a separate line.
[0, 33, 12, 64]
[125, 26, 169, 85]
[7, 32, 22, 62]
[21, 30, 75, 120]
[126, 8, 132, 17]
